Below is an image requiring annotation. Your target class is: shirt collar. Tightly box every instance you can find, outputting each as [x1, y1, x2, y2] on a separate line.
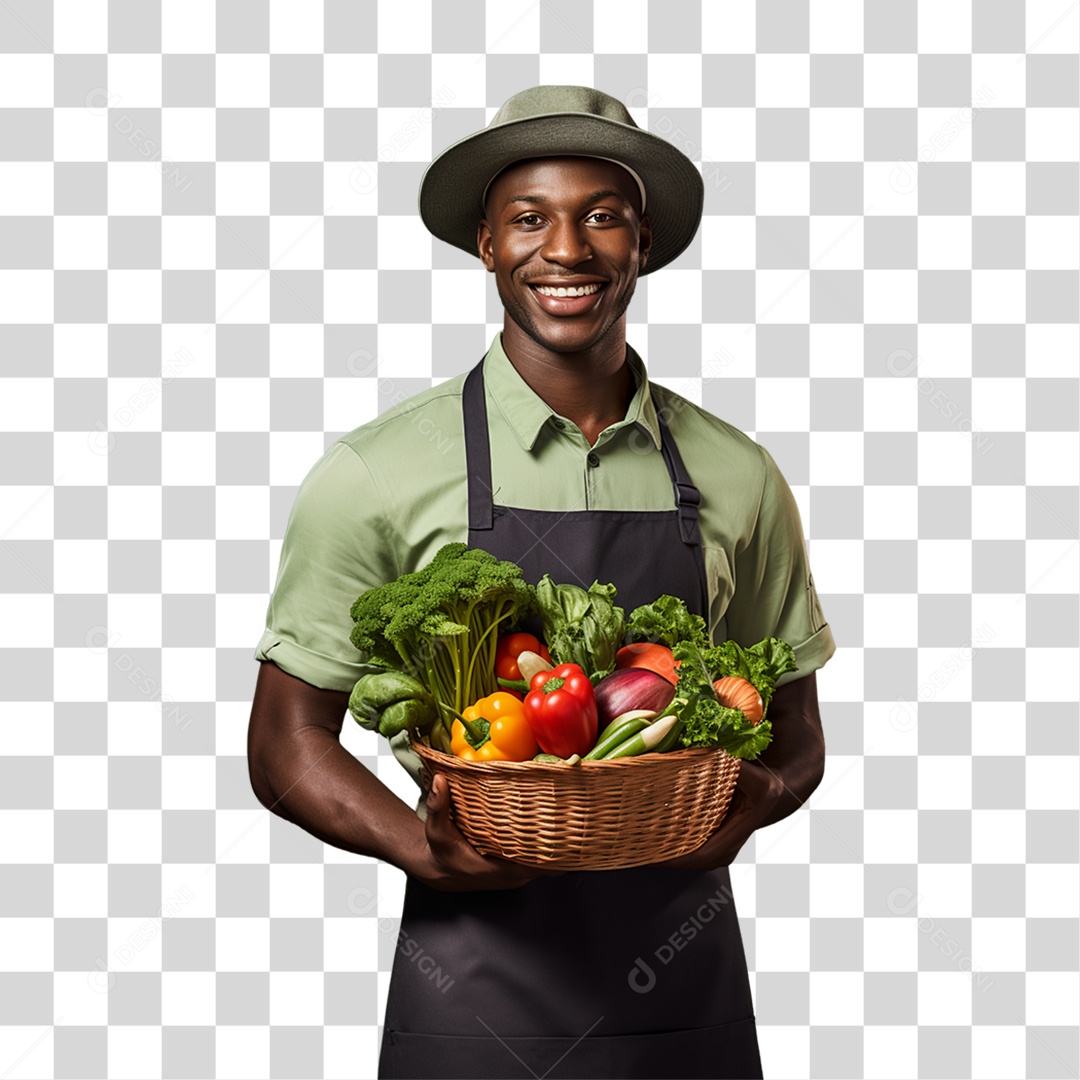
[482, 332, 664, 453]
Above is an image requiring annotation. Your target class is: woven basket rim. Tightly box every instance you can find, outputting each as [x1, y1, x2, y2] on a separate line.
[409, 733, 733, 769]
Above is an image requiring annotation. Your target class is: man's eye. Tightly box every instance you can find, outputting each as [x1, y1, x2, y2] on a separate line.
[517, 214, 543, 226]
[587, 212, 615, 223]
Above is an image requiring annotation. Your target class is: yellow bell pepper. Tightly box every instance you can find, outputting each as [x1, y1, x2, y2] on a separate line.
[451, 691, 539, 762]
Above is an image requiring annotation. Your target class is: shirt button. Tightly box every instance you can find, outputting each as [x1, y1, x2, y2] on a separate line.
[552, 418, 565, 429]
[587, 452, 600, 468]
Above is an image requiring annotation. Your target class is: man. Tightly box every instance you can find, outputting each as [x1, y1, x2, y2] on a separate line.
[248, 86, 835, 1079]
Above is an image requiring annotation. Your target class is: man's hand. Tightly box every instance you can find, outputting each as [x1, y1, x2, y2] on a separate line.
[653, 759, 784, 872]
[410, 774, 568, 892]
[656, 671, 827, 872]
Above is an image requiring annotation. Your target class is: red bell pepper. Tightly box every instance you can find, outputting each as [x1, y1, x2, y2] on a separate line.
[523, 662, 598, 758]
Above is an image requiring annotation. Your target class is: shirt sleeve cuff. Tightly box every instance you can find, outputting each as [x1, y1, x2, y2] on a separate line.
[780, 622, 837, 686]
[253, 628, 372, 693]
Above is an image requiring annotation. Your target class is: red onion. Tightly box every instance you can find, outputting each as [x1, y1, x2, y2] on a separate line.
[593, 668, 676, 728]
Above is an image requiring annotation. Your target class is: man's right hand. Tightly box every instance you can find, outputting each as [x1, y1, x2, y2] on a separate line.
[412, 773, 567, 892]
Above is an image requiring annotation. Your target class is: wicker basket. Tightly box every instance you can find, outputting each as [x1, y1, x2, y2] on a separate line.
[410, 736, 742, 870]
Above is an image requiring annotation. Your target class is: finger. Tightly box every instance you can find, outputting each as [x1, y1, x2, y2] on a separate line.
[426, 774, 456, 821]
[740, 761, 785, 804]
[426, 777, 498, 876]
[419, 777, 440, 812]
[424, 773, 442, 815]
[424, 776, 461, 846]
[736, 762, 772, 796]
[737, 760, 766, 782]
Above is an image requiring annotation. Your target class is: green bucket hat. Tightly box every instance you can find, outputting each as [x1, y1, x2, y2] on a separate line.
[418, 85, 704, 275]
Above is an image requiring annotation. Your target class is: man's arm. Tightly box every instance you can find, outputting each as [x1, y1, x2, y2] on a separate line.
[751, 670, 825, 828]
[247, 659, 565, 891]
[655, 671, 824, 871]
[247, 658, 429, 868]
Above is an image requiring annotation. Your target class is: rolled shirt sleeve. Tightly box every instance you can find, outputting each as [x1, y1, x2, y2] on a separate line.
[720, 444, 836, 685]
[254, 440, 401, 693]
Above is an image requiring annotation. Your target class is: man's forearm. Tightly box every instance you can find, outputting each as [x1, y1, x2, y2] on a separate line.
[247, 661, 427, 877]
[752, 672, 826, 829]
[251, 728, 427, 873]
[755, 737, 825, 827]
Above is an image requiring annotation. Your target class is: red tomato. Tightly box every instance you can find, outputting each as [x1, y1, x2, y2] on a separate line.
[495, 632, 551, 681]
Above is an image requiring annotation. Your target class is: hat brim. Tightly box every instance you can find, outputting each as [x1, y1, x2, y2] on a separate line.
[418, 112, 704, 276]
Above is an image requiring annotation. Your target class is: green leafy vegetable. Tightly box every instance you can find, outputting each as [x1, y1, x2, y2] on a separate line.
[669, 640, 774, 760]
[348, 542, 536, 718]
[626, 594, 710, 650]
[691, 708, 774, 760]
[348, 671, 438, 739]
[707, 637, 797, 714]
[535, 575, 626, 680]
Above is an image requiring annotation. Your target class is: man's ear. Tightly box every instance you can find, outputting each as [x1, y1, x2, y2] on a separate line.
[638, 213, 653, 271]
[477, 220, 495, 271]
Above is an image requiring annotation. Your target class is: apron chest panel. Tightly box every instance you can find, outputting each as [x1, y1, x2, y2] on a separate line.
[379, 357, 762, 1080]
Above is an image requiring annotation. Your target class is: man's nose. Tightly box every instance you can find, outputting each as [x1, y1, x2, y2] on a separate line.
[539, 218, 593, 265]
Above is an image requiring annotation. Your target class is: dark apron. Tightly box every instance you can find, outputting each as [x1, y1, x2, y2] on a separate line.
[378, 359, 763, 1080]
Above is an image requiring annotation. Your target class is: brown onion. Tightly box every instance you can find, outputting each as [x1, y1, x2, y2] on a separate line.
[713, 676, 763, 724]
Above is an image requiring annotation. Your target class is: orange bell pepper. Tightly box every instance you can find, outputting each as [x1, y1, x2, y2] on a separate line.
[451, 691, 539, 762]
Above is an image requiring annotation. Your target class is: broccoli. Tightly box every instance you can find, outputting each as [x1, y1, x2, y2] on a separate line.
[348, 543, 536, 717]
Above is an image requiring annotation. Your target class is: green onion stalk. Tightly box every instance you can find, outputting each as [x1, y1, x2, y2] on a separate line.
[417, 596, 524, 726]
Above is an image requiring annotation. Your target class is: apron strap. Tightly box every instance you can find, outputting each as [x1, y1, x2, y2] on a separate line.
[463, 358, 494, 531]
[656, 410, 702, 546]
[464, 353, 705, 549]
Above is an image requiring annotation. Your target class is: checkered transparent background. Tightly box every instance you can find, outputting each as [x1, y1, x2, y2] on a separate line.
[1, 1, 1079, 1077]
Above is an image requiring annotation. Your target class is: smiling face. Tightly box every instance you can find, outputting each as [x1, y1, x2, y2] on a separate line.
[477, 156, 652, 356]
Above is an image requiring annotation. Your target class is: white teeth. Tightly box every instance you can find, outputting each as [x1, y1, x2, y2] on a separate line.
[533, 282, 602, 298]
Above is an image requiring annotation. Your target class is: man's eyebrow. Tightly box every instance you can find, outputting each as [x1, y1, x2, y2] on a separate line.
[502, 189, 632, 211]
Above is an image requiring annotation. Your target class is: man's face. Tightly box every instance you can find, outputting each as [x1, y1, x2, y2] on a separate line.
[477, 156, 652, 355]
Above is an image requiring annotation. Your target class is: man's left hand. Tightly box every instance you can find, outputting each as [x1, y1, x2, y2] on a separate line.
[654, 758, 784, 872]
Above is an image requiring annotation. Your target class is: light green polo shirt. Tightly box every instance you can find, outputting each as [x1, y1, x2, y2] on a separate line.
[255, 331, 835, 792]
